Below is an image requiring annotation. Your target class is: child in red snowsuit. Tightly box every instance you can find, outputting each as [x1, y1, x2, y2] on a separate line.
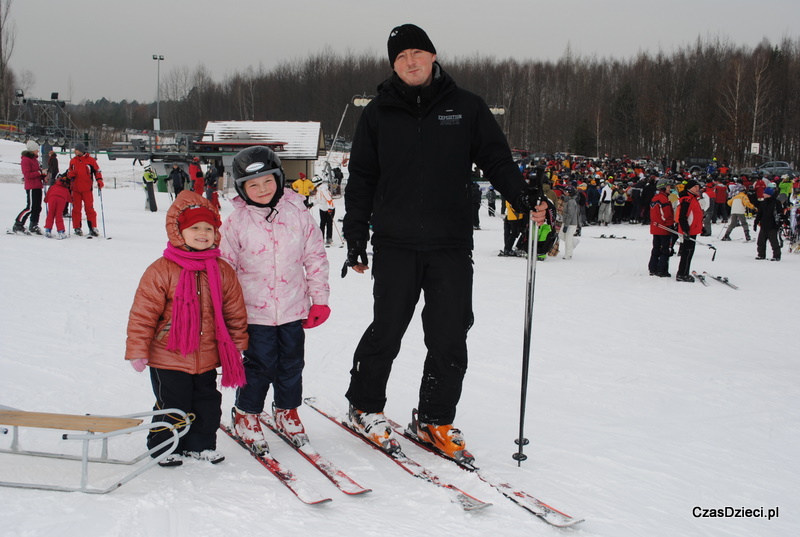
[44, 175, 72, 239]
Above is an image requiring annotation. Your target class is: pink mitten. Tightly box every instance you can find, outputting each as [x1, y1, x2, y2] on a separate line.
[130, 358, 149, 372]
[301, 305, 331, 329]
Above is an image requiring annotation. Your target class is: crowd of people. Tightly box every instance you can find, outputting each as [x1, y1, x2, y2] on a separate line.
[491, 154, 799, 278]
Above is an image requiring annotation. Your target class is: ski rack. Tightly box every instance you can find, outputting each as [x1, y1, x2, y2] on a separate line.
[0, 405, 190, 494]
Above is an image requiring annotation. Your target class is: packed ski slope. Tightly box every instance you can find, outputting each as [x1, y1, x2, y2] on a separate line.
[0, 140, 797, 537]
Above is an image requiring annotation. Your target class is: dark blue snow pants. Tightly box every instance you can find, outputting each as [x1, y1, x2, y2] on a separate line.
[235, 321, 305, 414]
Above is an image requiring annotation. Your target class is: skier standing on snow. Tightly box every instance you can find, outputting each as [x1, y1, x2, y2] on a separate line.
[168, 163, 189, 197]
[204, 165, 221, 209]
[43, 175, 71, 239]
[67, 142, 104, 236]
[341, 23, 547, 461]
[675, 179, 703, 282]
[189, 156, 204, 195]
[558, 185, 579, 259]
[721, 185, 754, 242]
[221, 146, 331, 454]
[316, 181, 336, 246]
[11, 140, 46, 235]
[753, 187, 782, 261]
[125, 190, 249, 467]
[648, 178, 674, 277]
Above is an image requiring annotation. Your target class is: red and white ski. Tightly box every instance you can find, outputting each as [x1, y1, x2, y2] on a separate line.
[259, 413, 372, 496]
[219, 424, 332, 505]
[303, 397, 491, 511]
[385, 414, 584, 528]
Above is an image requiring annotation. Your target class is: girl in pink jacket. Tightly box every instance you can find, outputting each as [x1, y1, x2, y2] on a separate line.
[220, 147, 330, 453]
[11, 140, 46, 234]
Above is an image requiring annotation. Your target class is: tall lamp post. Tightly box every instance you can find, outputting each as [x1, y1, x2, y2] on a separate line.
[325, 93, 373, 179]
[152, 54, 164, 131]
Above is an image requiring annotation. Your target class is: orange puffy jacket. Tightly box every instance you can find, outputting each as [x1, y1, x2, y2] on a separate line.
[125, 191, 249, 374]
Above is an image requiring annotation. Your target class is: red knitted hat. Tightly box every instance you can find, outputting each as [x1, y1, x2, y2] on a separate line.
[177, 206, 221, 231]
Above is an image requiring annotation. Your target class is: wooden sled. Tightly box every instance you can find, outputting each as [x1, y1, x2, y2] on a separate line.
[0, 405, 190, 494]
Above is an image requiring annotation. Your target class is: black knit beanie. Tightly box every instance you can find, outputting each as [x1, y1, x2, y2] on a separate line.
[387, 24, 436, 66]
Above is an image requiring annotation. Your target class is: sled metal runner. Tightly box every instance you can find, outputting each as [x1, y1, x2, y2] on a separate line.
[0, 405, 190, 494]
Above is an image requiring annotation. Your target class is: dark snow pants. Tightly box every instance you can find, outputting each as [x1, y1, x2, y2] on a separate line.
[346, 247, 474, 425]
[235, 321, 305, 413]
[147, 367, 221, 455]
[648, 234, 672, 275]
[677, 235, 697, 277]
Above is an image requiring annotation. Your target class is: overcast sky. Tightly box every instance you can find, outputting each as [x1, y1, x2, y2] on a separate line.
[9, 0, 800, 103]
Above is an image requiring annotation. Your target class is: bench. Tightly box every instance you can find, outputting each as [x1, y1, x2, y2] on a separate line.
[0, 406, 190, 494]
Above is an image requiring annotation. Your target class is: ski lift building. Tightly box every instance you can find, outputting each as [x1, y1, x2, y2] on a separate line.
[200, 121, 325, 182]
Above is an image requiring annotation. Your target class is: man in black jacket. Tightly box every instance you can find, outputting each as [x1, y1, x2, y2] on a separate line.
[341, 23, 546, 461]
[754, 187, 782, 261]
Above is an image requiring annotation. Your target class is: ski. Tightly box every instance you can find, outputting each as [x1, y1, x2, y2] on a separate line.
[6, 228, 32, 235]
[385, 415, 584, 528]
[218, 424, 332, 505]
[303, 397, 491, 511]
[259, 413, 372, 496]
[595, 234, 634, 240]
[703, 272, 739, 290]
[691, 271, 708, 286]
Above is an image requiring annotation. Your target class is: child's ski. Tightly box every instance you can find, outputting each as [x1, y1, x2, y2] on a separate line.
[259, 414, 371, 496]
[219, 424, 332, 505]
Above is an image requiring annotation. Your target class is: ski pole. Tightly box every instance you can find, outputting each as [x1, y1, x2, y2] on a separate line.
[332, 216, 345, 248]
[655, 223, 717, 261]
[513, 166, 545, 466]
[98, 186, 107, 238]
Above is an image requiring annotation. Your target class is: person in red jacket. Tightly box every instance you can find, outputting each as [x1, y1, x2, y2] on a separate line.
[713, 180, 728, 223]
[648, 178, 674, 277]
[675, 179, 704, 282]
[11, 140, 46, 234]
[189, 156, 204, 194]
[67, 142, 104, 236]
[43, 175, 72, 239]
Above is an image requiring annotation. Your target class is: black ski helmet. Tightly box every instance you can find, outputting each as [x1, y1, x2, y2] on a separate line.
[231, 146, 285, 207]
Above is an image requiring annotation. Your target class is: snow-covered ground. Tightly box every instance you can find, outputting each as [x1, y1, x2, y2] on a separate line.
[0, 139, 797, 537]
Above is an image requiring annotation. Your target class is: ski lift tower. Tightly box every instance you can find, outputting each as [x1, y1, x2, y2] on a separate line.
[13, 91, 81, 147]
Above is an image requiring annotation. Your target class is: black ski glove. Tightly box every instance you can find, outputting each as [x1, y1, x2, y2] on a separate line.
[341, 240, 368, 278]
[513, 187, 542, 213]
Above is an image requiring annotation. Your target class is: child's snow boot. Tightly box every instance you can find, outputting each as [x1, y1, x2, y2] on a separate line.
[57, 230, 66, 240]
[44, 229, 53, 238]
[232, 407, 269, 455]
[182, 449, 225, 464]
[273, 406, 309, 447]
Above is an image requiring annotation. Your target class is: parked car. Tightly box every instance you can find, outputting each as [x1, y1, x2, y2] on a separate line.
[755, 161, 798, 178]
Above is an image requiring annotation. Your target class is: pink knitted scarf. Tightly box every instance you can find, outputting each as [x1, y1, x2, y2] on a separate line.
[163, 243, 246, 388]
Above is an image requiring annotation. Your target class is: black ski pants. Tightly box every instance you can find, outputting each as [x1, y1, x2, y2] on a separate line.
[16, 188, 43, 228]
[346, 247, 474, 425]
[677, 235, 697, 277]
[648, 234, 672, 275]
[147, 367, 221, 456]
[756, 228, 781, 259]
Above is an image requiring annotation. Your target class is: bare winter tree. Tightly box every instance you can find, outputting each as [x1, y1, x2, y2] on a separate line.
[0, 0, 16, 118]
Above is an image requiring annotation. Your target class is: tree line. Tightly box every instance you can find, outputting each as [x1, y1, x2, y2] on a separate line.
[23, 37, 800, 168]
